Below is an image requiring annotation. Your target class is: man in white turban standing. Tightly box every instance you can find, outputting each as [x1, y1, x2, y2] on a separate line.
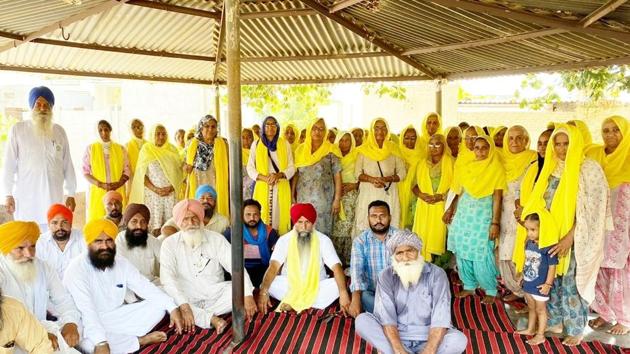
[3, 86, 77, 226]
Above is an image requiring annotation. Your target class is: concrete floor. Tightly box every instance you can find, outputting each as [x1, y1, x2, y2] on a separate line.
[505, 303, 630, 349]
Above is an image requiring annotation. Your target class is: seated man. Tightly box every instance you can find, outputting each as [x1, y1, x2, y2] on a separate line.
[160, 199, 256, 334]
[349, 200, 396, 316]
[115, 203, 161, 285]
[241, 199, 279, 287]
[102, 191, 124, 229]
[356, 229, 467, 354]
[257, 203, 351, 314]
[63, 219, 183, 354]
[0, 221, 81, 353]
[36, 204, 86, 280]
[160, 185, 229, 239]
[0, 286, 54, 353]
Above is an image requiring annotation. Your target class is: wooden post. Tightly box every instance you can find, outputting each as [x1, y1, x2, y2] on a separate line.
[435, 80, 443, 116]
[225, 0, 246, 346]
[215, 86, 221, 121]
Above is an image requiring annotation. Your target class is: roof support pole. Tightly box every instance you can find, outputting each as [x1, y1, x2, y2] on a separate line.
[215, 86, 221, 122]
[226, 0, 246, 346]
[435, 80, 444, 116]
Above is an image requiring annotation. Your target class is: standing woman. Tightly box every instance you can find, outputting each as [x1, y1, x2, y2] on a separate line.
[242, 128, 255, 200]
[588, 116, 630, 335]
[398, 125, 423, 229]
[353, 118, 406, 235]
[184, 115, 230, 218]
[416, 112, 443, 158]
[129, 125, 183, 235]
[283, 123, 299, 154]
[412, 134, 454, 261]
[83, 120, 130, 220]
[247, 116, 295, 235]
[523, 124, 608, 346]
[445, 126, 462, 158]
[293, 118, 342, 236]
[331, 131, 359, 265]
[444, 135, 506, 304]
[126, 118, 146, 176]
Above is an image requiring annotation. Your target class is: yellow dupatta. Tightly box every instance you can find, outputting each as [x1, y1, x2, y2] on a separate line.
[277, 230, 321, 313]
[513, 206, 561, 272]
[129, 125, 183, 204]
[491, 126, 507, 162]
[398, 125, 423, 228]
[412, 147, 454, 261]
[253, 137, 292, 234]
[294, 119, 342, 168]
[523, 124, 584, 275]
[586, 115, 630, 188]
[417, 112, 443, 158]
[186, 137, 230, 218]
[88, 141, 126, 221]
[444, 126, 461, 158]
[283, 123, 300, 153]
[502, 127, 537, 182]
[356, 118, 401, 162]
[335, 132, 358, 221]
[126, 137, 146, 175]
[454, 126, 484, 172]
[451, 135, 507, 198]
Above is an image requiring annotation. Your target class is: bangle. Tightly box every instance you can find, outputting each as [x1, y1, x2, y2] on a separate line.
[491, 222, 500, 226]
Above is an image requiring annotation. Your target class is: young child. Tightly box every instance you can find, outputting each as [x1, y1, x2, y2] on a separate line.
[517, 212, 558, 345]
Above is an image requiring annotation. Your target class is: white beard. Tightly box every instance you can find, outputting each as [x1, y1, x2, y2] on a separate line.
[391, 256, 425, 290]
[182, 228, 204, 249]
[31, 110, 53, 138]
[5, 256, 37, 284]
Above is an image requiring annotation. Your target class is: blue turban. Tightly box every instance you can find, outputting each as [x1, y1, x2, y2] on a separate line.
[195, 184, 217, 200]
[28, 86, 55, 109]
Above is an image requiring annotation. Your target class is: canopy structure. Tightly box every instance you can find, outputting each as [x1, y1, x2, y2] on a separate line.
[1, 0, 630, 85]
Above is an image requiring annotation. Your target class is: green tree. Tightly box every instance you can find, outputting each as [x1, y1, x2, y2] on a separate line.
[361, 83, 407, 100]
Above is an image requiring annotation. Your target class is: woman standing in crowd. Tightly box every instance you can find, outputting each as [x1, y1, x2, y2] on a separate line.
[293, 118, 342, 236]
[445, 126, 461, 158]
[588, 116, 630, 336]
[412, 134, 453, 262]
[353, 118, 406, 235]
[445, 135, 506, 304]
[129, 125, 183, 235]
[524, 123, 608, 346]
[126, 118, 146, 176]
[331, 131, 359, 265]
[283, 123, 299, 154]
[83, 120, 130, 220]
[417, 112, 442, 157]
[242, 128, 255, 200]
[184, 115, 230, 217]
[247, 116, 295, 234]
[398, 125, 422, 229]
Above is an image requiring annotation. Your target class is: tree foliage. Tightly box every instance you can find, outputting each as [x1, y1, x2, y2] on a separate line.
[361, 83, 407, 100]
[516, 66, 630, 110]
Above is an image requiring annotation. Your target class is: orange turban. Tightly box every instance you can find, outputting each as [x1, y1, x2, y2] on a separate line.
[0, 221, 40, 255]
[172, 199, 205, 228]
[102, 191, 123, 204]
[47, 204, 73, 224]
[83, 219, 119, 244]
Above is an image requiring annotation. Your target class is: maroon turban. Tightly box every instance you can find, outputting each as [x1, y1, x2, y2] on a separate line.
[123, 203, 151, 226]
[290, 203, 317, 224]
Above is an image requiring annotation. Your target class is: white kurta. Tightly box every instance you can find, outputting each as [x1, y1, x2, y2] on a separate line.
[246, 139, 295, 231]
[115, 231, 162, 284]
[2, 121, 77, 224]
[160, 229, 254, 328]
[63, 253, 176, 354]
[36, 228, 86, 280]
[0, 256, 81, 353]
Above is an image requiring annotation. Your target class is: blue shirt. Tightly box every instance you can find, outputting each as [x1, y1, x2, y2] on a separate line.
[349, 227, 396, 292]
[522, 240, 558, 297]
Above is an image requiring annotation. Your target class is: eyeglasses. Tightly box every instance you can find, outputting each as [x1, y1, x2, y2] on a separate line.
[428, 143, 443, 148]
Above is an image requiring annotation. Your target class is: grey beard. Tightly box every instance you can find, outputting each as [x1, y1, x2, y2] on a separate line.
[31, 110, 53, 138]
[297, 231, 312, 275]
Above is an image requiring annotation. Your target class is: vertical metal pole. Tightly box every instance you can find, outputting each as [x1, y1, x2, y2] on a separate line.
[215, 85, 221, 121]
[226, 0, 245, 345]
[435, 79, 443, 116]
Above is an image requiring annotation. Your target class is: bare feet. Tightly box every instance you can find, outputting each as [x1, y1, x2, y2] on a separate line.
[526, 334, 546, 345]
[138, 331, 167, 346]
[562, 335, 582, 346]
[502, 293, 521, 302]
[481, 295, 495, 305]
[210, 316, 228, 334]
[455, 290, 474, 298]
[517, 329, 535, 336]
[588, 317, 608, 330]
[277, 303, 294, 312]
[607, 323, 630, 335]
[546, 323, 563, 334]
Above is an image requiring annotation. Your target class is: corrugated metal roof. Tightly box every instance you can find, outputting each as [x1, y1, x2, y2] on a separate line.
[1, 0, 630, 84]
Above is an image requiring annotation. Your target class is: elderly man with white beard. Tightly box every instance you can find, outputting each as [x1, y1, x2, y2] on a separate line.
[63, 219, 183, 354]
[160, 199, 257, 334]
[0, 221, 82, 354]
[3, 86, 77, 226]
[257, 203, 351, 315]
[356, 229, 468, 354]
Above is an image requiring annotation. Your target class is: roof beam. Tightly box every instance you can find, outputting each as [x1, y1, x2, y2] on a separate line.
[0, 0, 128, 54]
[241, 75, 430, 85]
[428, 0, 630, 43]
[330, 0, 364, 13]
[403, 28, 565, 55]
[447, 56, 630, 80]
[300, 0, 438, 78]
[213, 9, 226, 83]
[126, 0, 221, 19]
[241, 9, 317, 19]
[579, 0, 627, 28]
[243, 52, 388, 62]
